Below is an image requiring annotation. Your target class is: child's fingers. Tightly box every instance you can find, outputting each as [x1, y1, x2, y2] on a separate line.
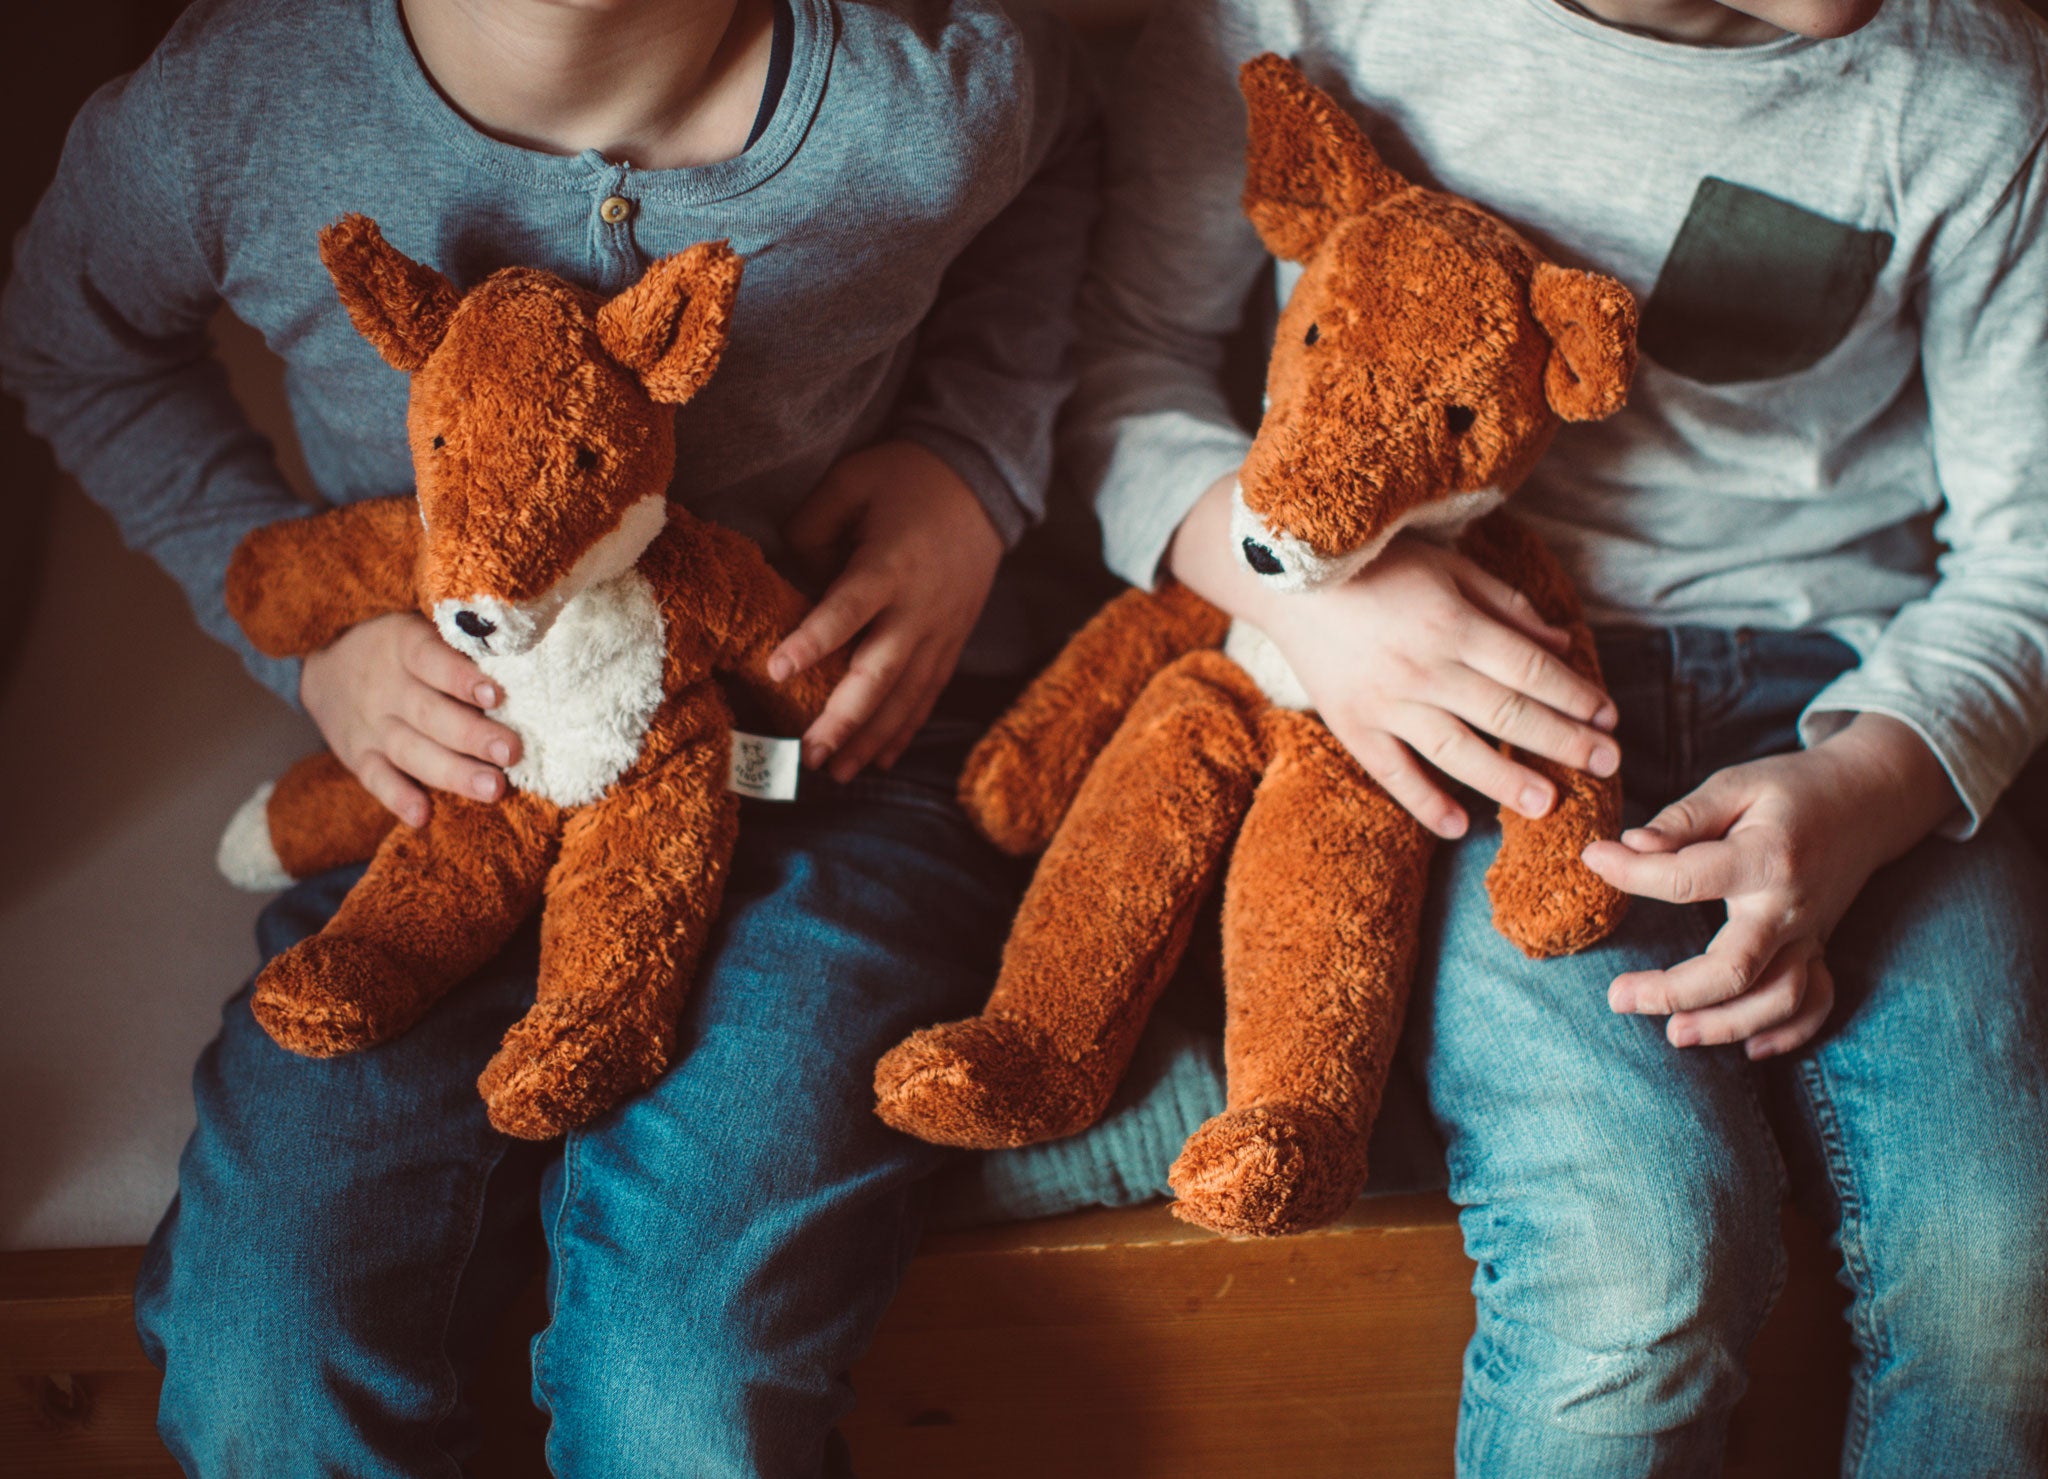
[379, 718, 506, 804]
[350, 750, 430, 829]
[1339, 725, 1469, 839]
[1745, 959, 1836, 1059]
[770, 570, 890, 682]
[801, 620, 918, 768]
[1580, 835, 1748, 904]
[877, 697, 939, 771]
[829, 646, 940, 783]
[1456, 622, 1617, 730]
[1398, 708, 1558, 819]
[1439, 670, 1619, 777]
[1666, 943, 1821, 1049]
[1615, 826, 1681, 855]
[1609, 914, 1779, 1015]
[1623, 774, 1748, 851]
[1448, 556, 1572, 654]
[879, 635, 970, 769]
[403, 681, 520, 768]
[401, 618, 499, 708]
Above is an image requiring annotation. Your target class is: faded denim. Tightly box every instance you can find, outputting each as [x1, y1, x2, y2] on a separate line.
[135, 722, 1023, 1479]
[1415, 627, 2048, 1478]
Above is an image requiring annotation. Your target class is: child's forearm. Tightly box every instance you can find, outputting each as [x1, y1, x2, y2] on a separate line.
[1165, 471, 1281, 626]
[1806, 713, 1961, 863]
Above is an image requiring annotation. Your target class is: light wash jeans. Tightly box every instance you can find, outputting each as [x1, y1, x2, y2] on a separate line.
[135, 718, 1025, 1479]
[1413, 627, 2048, 1478]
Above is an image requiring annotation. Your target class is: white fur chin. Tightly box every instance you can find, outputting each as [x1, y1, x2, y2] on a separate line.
[217, 781, 293, 892]
[478, 569, 668, 808]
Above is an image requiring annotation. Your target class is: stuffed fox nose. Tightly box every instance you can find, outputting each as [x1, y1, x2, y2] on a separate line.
[1241, 538, 1285, 577]
[455, 610, 496, 639]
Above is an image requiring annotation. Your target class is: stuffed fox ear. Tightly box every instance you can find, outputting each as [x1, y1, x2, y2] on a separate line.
[1239, 53, 1404, 262]
[596, 240, 744, 406]
[317, 215, 460, 373]
[1530, 262, 1639, 422]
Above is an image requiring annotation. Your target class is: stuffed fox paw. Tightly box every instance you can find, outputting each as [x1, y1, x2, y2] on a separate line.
[876, 55, 1640, 1237]
[217, 217, 837, 1139]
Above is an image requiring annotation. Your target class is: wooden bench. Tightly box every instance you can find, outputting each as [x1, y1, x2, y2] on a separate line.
[3, 1192, 1851, 1477]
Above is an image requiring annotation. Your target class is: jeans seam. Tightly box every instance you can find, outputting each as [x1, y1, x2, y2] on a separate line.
[1796, 1054, 1880, 1479]
[1742, 1061, 1791, 1286]
[530, 1128, 586, 1415]
[426, 1132, 514, 1479]
[1734, 1063, 1793, 1413]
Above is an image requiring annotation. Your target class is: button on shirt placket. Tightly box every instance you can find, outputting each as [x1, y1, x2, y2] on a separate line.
[589, 161, 643, 291]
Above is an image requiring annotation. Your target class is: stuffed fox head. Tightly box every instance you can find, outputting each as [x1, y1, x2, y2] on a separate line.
[1231, 55, 1638, 592]
[317, 215, 743, 657]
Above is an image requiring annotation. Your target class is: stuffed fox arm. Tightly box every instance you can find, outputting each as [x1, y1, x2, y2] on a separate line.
[960, 580, 1231, 854]
[223, 495, 421, 658]
[653, 511, 845, 736]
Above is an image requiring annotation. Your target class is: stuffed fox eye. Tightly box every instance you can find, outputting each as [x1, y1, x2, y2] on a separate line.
[431, 434, 445, 449]
[1304, 323, 1320, 346]
[574, 446, 599, 471]
[1446, 405, 1477, 436]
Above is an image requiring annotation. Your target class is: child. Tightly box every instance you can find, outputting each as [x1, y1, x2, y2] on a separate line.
[1072, 0, 2048, 1471]
[1, 0, 1093, 1472]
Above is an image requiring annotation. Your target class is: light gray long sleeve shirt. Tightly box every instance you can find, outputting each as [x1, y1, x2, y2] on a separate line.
[2, 0, 1096, 700]
[1073, 0, 2048, 834]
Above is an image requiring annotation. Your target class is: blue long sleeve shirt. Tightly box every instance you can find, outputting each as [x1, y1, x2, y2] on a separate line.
[2, 0, 1098, 700]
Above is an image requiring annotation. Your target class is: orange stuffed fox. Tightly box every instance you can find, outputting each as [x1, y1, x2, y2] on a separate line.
[215, 216, 836, 1140]
[875, 56, 1639, 1237]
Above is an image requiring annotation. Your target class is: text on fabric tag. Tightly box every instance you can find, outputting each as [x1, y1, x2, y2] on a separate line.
[727, 731, 802, 801]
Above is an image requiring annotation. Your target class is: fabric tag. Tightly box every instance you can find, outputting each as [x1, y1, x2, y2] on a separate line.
[727, 730, 802, 802]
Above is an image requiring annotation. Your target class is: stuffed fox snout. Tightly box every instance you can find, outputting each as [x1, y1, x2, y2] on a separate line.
[874, 56, 1639, 1237]
[216, 216, 838, 1139]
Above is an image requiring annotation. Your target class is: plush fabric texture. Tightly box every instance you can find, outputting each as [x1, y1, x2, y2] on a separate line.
[267, 751, 400, 880]
[960, 580, 1231, 855]
[875, 56, 1635, 1237]
[225, 496, 421, 660]
[220, 217, 838, 1139]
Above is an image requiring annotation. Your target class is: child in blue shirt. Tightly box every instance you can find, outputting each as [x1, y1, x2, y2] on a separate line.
[2, 0, 1094, 1472]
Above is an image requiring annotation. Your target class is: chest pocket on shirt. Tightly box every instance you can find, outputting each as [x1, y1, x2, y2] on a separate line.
[1640, 177, 1892, 385]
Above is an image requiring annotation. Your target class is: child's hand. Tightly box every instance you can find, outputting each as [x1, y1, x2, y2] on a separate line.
[1259, 540, 1621, 837]
[768, 440, 1004, 782]
[1168, 473, 1620, 839]
[1582, 715, 1957, 1058]
[300, 612, 522, 828]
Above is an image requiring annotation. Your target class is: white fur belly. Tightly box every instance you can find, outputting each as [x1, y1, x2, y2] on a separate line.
[1223, 620, 1312, 711]
[478, 571, 667, 807]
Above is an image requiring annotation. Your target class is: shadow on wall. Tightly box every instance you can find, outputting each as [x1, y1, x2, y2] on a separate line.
[0, 2, 198, 691]
[0, 2, 323, 1248]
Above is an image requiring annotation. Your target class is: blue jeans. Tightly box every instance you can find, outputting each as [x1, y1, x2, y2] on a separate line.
[1414, 627, 2048, 1478]
[135, 719, 1025, 1478]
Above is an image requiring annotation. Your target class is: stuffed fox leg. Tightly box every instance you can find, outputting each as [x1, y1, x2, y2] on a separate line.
[960, 580, 1230, 854]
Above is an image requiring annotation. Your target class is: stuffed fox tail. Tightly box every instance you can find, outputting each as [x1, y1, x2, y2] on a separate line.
[960, 581, 1231, 854]
[217, 752, 398, 891]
